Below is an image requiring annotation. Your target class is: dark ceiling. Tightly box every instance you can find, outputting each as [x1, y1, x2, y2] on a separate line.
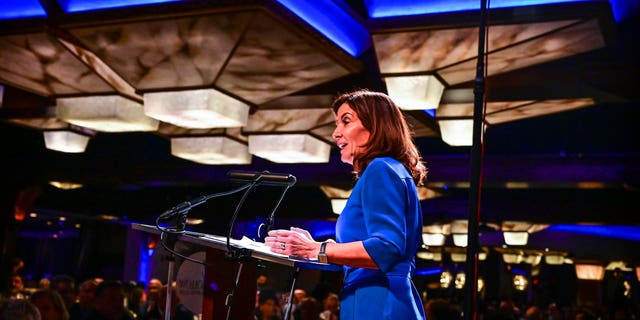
[0, 0, 639, 264]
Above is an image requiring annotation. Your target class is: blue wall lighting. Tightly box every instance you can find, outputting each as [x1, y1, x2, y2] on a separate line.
[415, 267, 443, 276]
[548, 224, 640, 242]
[58, 0, 182, 13]
[363, 0, 628, 21]
[276, 0, 371, 57]
[1, 0, 47, 19]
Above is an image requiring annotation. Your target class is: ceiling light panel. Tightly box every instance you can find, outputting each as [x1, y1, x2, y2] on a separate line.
[438, 20, 605, 85]
[248, 134, 330, 163]
[485, 98, 594, 124]
[171, 136, 251, 165]
[0, 33, 114, 97]
[244, 108, 334, 133]
[43, 130, 90, 153]
[57, 95, 159, 132]
[216, 12, 353, 105]
[385, 75, 444, 110]
[144, 89, 249, 129]
[67, 13, 251, 90]
[373, 20, 577, 75]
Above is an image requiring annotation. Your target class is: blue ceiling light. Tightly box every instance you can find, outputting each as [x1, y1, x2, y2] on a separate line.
[608, 0, 640, 22]
[1, 0, 46, 19]
[415, 267, 443, 276]
[275, 0, 371, 57]
[548, 224, 640, 241]
[364, 0, 611, 18]
[58, 0, 182, 13]
[304, 220, 337, 239]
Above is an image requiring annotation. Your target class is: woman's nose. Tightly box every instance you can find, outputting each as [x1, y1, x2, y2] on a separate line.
[332, 127, 341, 140]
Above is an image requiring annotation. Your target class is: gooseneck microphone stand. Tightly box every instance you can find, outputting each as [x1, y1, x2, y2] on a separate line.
[465, 0, 489, 319]
[223, 170, 296, 320]
[154, 180, 261, 320]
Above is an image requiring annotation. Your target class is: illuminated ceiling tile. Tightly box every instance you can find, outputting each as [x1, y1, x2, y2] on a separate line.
[485, 98, 594, 124]
[259, 94, 334, 110]
[318, 185, 352, 199]
[8, 117, 69, 130]
[373, 20, 576, 74]
[43, 130, 90, 153]
[57, 95, 159, 132]
[68, 13, 251, 90]
[385, 75, 444, 110]
[575, 264, 605, 280]
[435, 97, 592, 145]
[144, 89, 249, 129]
[245, 108, 334, 133]
[248, 134, 331, 163]
[171, 136, 251, 165]
[503, 231, 529, 246]
[49, 181, 84, 190]
[216, 12, 353, 105]
[330, 199, 348, 215]
[422, 233, 446, 246]
[57, 38, 141, 101]
[438, 20, 605, 85]
[438, 119, 474, 146]
[0, 33, 114, 97]
[245, 108, 335, 146]
[544, 252, 568, 265]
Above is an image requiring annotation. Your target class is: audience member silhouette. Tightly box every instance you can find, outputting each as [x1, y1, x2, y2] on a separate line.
[69, 279, 99, 320]
[425, 298, 462, 320]
[0, 298, 41, 320]
[30, 289, 69, 320]
[254, 287, 281, 320]
[156, 284, 195, 320]
[84, 280, 134, 320]
[50, 275, 76, 313]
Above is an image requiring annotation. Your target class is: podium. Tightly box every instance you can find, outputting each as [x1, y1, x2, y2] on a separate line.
[132, 223, 341, 320]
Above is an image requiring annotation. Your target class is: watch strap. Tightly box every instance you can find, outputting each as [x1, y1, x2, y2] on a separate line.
[318, 241, 329, 263]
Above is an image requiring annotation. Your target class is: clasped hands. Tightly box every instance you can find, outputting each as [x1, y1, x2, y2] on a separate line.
[264, 227, 320, 259]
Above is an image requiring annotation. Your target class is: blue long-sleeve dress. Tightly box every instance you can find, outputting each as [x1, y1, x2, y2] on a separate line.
[335, 157, 426, 320]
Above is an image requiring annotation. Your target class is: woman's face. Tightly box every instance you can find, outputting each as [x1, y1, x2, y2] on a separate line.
[332, 103, 370, 167]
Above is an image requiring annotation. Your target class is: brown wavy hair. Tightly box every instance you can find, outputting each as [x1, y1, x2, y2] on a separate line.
[332, 89, 427, 185]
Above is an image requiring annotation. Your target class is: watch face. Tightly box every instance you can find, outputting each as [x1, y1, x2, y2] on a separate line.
[318, 254, 328, 263]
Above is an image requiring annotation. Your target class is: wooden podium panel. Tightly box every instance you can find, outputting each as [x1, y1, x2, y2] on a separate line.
[203, 247, 257, 320]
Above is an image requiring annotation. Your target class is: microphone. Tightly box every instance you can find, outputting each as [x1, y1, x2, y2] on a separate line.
[159, 195, 208, 219]
[228, 170, 297, 186]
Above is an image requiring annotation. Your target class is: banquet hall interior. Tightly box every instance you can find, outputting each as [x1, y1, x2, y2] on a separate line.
[1, 0, 639, 318]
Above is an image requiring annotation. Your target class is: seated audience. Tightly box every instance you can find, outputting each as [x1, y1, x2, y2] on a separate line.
[30, 289, 69, 320]
[84, 280, 134, 320]
[157, 284, 196, 320]
[0, 298, 41, 320]
[254, 287, 281, 320]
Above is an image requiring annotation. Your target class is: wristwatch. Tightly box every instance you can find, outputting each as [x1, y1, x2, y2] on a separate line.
[317, 241, 329, 263]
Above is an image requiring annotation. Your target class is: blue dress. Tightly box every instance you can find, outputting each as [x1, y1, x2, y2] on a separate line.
[336, 157, 426, 320]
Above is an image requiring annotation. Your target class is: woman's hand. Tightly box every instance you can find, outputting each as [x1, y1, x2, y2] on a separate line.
[264, 227, 321, 259]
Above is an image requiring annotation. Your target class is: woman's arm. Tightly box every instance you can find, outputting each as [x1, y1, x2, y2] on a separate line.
[264, 228, 378, 269]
